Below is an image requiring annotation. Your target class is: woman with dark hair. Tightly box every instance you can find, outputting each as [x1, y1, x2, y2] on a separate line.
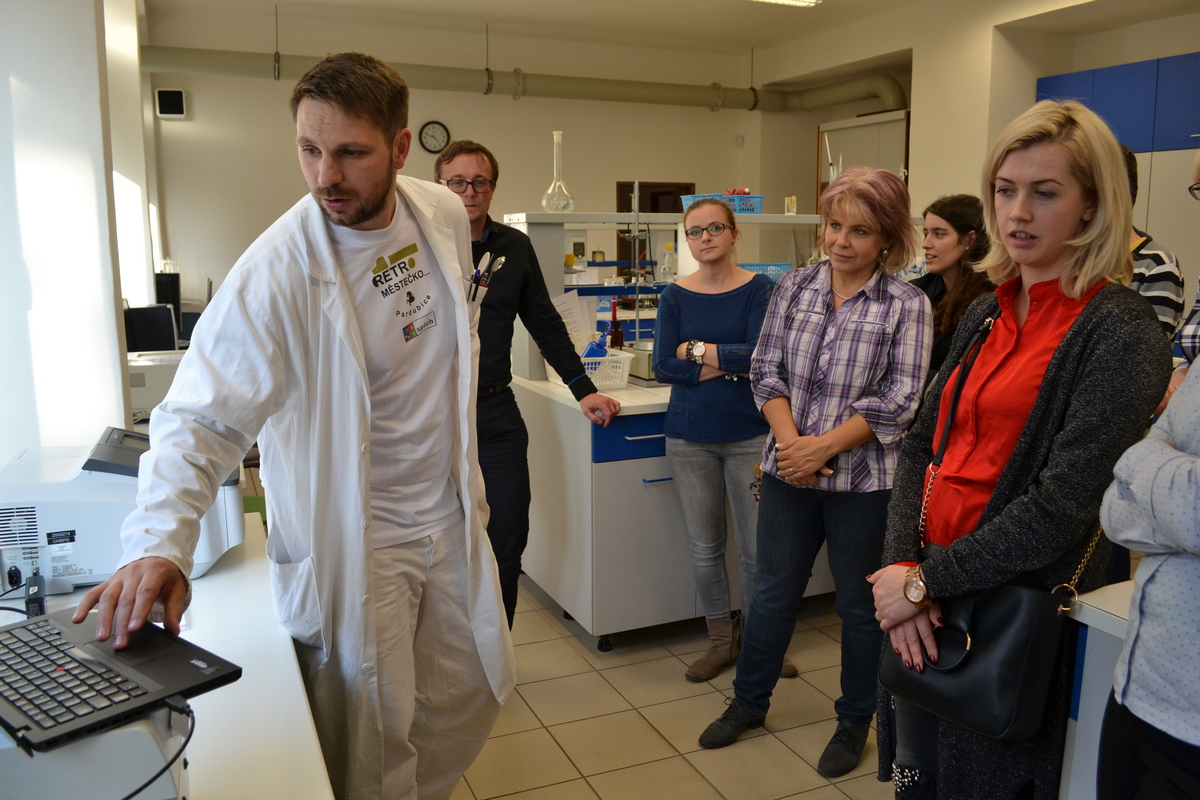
[911, 195, 994, 383]
[698, 166, 932, 782]
[871, 100, 1171, 799]
[653, 198, 774, 682]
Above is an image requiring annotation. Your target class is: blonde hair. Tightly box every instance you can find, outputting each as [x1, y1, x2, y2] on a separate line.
[976, 100, 1132, 298]
[817, 166, 917, 275]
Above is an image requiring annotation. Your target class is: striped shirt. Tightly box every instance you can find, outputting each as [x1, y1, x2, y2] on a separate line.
[1176, 282, 1200, 369]
[750, 262, 932, 492]
[1130, 229, 1184, 338]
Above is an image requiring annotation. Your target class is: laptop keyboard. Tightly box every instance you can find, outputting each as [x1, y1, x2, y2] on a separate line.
[0, 619, 148, 730]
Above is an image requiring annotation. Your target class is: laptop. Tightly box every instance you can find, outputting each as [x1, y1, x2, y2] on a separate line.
[0, 607, 242, 754]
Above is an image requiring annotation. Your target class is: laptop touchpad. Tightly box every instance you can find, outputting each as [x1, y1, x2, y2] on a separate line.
[86, 625, 184, 666]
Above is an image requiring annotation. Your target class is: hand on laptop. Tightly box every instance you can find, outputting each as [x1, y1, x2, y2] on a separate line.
[71, 557, 188, 649]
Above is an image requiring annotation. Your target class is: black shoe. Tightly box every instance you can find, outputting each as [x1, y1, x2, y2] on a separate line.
[698, 700, 766, 749]
[817, 719, 870, 778]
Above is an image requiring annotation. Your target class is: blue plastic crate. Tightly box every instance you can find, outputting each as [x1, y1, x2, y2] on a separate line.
[680, 193, 765, 215]
[740, 262, 792, 281]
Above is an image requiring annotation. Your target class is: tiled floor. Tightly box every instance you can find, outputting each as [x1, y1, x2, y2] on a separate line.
[456, 577, 893, 800]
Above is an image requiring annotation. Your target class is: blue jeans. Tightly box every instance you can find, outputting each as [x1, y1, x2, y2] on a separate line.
[665, 435, 767, 620]
[733, 473, 890, 725]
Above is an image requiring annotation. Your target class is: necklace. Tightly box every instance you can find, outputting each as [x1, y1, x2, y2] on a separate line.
[831, 286, 853, 300]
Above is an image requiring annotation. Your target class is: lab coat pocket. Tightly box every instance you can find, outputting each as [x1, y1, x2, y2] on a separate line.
[266, 549, 326, 651]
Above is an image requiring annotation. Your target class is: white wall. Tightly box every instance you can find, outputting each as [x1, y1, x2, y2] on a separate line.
[144, 3, 758, 298]
[0, 0, 127, 466]
[105, 0, 156, 307]
[139, 0, 1200, 301]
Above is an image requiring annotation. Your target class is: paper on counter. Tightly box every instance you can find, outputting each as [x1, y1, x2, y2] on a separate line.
[552, 290, 591, 355]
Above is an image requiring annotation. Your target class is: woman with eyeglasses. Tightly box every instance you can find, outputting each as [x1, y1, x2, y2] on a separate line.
[870, 101, 1170, 800]
[911, 195, 994, 386]
[653, 198, 775, 682]
[699, 167, 932, 784]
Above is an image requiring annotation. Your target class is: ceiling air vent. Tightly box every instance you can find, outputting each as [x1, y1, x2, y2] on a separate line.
[0, 507, 39, 548]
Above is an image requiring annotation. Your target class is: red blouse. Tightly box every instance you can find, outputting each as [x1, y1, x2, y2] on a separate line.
[920, 276, 1104, 548]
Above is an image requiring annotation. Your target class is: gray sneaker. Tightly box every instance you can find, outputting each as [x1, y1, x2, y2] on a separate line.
[817, 719, 870, 777]
[698, 699, 766, 749]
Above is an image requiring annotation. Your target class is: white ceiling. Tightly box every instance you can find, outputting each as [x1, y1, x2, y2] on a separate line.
[145, 0, 930, 54]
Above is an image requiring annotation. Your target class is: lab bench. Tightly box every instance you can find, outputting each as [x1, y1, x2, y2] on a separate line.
[42, 514, 334, 799]
[513, 377, 834, 650]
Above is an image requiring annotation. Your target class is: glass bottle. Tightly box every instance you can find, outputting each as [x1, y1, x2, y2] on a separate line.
[541, 131, 575, 213]
[609, 299, 624, 349]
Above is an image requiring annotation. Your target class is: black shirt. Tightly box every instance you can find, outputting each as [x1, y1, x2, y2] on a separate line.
[912, 272, 951, 380]
[473, 217, 597, 401]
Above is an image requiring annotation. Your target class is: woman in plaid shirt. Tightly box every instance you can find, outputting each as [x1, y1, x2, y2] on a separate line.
[699, 166, 932, 780]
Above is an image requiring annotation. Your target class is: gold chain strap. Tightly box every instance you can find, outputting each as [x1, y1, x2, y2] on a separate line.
[917, 464, 939, 545]
[1051, 527, 1104, 613]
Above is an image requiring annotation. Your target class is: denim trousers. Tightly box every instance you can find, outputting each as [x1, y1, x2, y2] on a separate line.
[665, 435, 767, 620]
[733, 473, 890, 724]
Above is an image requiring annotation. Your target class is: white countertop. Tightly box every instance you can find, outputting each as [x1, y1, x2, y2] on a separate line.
[46, 514, 333, 799]
[1069, 580, 1132, 639]
[513, 376, 671, 415]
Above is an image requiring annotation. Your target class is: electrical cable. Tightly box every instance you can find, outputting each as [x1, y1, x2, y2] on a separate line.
[0, 583, 26, 599]
[0, 605, 33, 618]
[118, 700, 195, 800]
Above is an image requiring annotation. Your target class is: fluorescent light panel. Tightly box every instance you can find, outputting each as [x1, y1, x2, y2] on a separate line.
[747, 0, 822, 6]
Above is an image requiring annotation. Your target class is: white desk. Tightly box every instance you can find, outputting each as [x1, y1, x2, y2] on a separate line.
[45, 514, 333, 799]
[1060, 581, 1133, 800]
[514, 376, 834, 648]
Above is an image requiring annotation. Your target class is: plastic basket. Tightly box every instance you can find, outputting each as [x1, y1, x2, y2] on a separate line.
[740, 262, 793, 281]
[546, 348, 634, 391]
[679, 193, 765, 215]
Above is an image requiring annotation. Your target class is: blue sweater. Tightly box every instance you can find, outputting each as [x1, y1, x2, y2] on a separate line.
[653, 274, 773, 443]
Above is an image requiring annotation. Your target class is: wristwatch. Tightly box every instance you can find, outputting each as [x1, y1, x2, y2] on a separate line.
[691, 341, 707, 364]
[904, 565, 933, 608]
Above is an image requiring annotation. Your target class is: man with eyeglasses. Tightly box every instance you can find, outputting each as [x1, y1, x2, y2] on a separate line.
[434, 140, 621, 626]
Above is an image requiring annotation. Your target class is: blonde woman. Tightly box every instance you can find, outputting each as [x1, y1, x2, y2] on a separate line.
[871, 101, 1171, 799]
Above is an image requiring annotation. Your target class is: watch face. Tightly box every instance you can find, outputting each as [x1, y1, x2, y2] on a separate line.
[694, 343, 706, 357]
[904, 580, 925, 603]
[419, 121, 450, 154]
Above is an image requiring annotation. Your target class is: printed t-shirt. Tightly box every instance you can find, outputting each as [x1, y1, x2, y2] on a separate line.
[330, 190, 464, 547]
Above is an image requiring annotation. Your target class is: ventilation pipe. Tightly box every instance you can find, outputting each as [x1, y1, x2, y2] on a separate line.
[139, 46, 907, 113]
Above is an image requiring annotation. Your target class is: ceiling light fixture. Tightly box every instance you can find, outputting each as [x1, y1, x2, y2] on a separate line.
[747, 0, 822, 6]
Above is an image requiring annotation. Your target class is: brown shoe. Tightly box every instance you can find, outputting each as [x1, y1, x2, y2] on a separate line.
[685, 618, 738, 682]
[780, 657, 799, 678]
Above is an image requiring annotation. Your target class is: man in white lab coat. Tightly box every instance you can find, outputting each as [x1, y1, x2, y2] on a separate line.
[74, 53, 515, 800]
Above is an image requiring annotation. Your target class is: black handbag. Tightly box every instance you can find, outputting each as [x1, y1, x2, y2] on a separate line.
[878, 311, 1100, 741]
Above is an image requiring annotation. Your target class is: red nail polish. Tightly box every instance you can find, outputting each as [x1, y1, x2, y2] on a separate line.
[936, 617, 945, 627]
[904, 660, 911, 669]
[894, 648, 900, 655]
[916, 663, 923, 673]
[929, 654, 937, 664]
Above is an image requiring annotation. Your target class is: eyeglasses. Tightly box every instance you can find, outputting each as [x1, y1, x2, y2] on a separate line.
[684, 223, 734, 239]
[1190, 182, 1200, 201]
[440, 178, 495, 194]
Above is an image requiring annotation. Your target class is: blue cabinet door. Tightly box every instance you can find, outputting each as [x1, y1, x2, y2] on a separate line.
[1037, 71, 1094, 105]
[1154, 52, 1200, 151]
[592, 413, 667, 462]
[1092, 61, 1158, 153]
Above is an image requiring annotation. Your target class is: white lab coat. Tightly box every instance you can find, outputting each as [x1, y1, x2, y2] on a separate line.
[118, 176, 515, 797]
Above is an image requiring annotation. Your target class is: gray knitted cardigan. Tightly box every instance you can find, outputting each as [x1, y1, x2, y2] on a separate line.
[876, 282, 1171, 799]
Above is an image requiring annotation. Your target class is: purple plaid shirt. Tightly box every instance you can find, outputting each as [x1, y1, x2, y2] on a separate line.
[751, 261, 932, 492]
